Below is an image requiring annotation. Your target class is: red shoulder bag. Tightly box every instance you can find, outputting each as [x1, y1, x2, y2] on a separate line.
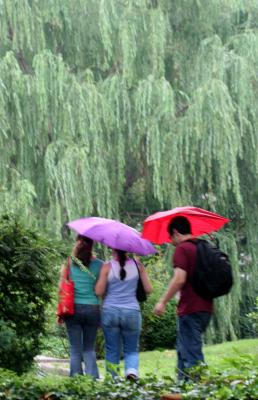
[57, 257, 74, 321]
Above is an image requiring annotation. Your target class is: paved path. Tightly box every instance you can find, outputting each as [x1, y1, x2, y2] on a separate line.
[35, 355, 69, 376]
[35, 356, 104, 378]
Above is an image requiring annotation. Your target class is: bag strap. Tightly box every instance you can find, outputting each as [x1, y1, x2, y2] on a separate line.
[132, 258, 140, 278]
[186, 238, 220, 250]
[185, 238, 199, 245]
[62, 257, 71, 280]
[70, 255, 97, 280]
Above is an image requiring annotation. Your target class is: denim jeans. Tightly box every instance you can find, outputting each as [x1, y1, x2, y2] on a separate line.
[177, 312, 211, 380]
[101, 307, 142, 378]
[65, 304, 100, 378]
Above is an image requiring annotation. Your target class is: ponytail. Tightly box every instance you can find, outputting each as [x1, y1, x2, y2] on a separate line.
[116, 249, 127, 280]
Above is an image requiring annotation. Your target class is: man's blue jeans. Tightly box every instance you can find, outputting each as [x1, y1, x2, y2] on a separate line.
[65, 304, 100, 378]
[102, 307, 142, 378]
[177, 312, 211, 380]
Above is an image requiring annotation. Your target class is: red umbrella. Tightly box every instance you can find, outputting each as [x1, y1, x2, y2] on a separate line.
[141, 206, 230, 245]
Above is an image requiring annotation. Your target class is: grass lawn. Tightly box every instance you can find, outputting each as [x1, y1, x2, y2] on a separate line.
[112, 338, 258, 377]
[40, 338, 258, 378]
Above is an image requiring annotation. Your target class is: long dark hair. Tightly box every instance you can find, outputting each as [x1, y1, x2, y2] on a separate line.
[74, 235, 93, 267]
[115, 249, 127, 280]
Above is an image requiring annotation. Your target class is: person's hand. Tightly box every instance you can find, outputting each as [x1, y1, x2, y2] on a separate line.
[154, 301, 166, 316]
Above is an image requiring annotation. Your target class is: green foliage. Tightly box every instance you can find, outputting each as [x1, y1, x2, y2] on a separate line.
[141, 293, 177, 351]
[140, 254, 177, 351]
[0, 0, 258, 342]
[0, 352, 257, 399]
[141, 271, 177, 350]
[0, 214, 62, 374]
[247, 297, 258, 334]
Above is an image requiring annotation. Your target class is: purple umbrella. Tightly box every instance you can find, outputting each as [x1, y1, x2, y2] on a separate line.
[67, 217, 156, 256]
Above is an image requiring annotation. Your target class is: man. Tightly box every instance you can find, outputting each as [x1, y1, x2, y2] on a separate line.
[154, 216, 213, 380]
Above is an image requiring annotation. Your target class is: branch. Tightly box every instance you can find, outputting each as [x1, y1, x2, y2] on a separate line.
[17, 49, 32, 75]
[8, 21, 13, 41]
[176, 104, 189, 118]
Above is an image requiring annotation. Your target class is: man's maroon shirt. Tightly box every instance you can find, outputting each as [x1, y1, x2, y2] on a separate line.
[173, 241, 213, 316]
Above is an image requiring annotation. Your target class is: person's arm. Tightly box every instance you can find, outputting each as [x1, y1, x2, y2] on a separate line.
[95, 262, 110, 296]
[154, 267, 186, 316]
[138, 262, 153, 294]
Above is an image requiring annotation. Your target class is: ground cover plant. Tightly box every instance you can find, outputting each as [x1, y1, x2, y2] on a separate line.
[0, 349, 257, 400]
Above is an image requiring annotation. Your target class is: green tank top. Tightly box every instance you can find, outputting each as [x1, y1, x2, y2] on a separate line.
[70, 258, 103, 305]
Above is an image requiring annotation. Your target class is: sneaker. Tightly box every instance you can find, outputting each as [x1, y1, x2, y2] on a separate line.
[126, 373, 138, 381]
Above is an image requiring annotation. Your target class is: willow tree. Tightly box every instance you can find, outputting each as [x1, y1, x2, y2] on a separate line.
[0, 0, 258, 341]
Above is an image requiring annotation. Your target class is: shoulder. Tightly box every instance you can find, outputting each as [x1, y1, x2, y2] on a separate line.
[173, 241, 197, 270]
[175, 240, 197, 253]
[93, 258, 104, 266]
[101, 262, 111, 272]
[133, 259, 144, 271]
[180, 239, 197, 248]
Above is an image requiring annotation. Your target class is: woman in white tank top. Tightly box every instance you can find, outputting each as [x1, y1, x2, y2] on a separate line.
[95, 249, 152, 379]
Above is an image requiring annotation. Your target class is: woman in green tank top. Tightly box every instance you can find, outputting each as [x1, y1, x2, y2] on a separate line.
[60, 235, 103, 378]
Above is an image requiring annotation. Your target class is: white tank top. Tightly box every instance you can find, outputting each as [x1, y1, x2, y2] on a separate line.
[102, 258, 140, 310]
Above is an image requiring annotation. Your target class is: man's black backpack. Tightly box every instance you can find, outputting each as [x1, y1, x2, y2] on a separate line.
[190, 239, 233, 300]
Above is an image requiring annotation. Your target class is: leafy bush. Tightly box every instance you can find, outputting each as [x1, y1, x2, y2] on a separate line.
[141, 284, 177, 350]
[247, 297, 258, 334]
[0, 352, 257, 399]
[0, 214, 62, 373]
[140, 254, 177, 350]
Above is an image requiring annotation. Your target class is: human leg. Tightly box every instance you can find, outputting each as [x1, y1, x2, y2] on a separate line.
[120, 308, 142, 378]
[81, 305, 100, 378]
[176, 320, 185, 381]
[102, 307, 121, 377]
[65, 315, 83, 376]
[177, 312, 211, 379]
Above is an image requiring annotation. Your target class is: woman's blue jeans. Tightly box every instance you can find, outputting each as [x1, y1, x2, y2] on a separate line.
[102, 307, 142, 378]
[65, 304, 100, 378]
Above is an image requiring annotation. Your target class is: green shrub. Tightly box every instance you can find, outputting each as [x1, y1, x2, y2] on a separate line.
[0, 214, 62, 373]
[247, 297, 258, 334]
[140, 254, 177, 351]
[141, 284, 177, 351]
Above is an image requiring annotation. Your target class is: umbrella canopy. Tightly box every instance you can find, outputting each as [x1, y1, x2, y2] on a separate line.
[141, 206, 230, 245]
[67, 217, 156, 256]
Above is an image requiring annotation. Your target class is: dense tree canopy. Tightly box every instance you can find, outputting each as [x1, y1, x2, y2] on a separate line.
[0, 0, 257, 340]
